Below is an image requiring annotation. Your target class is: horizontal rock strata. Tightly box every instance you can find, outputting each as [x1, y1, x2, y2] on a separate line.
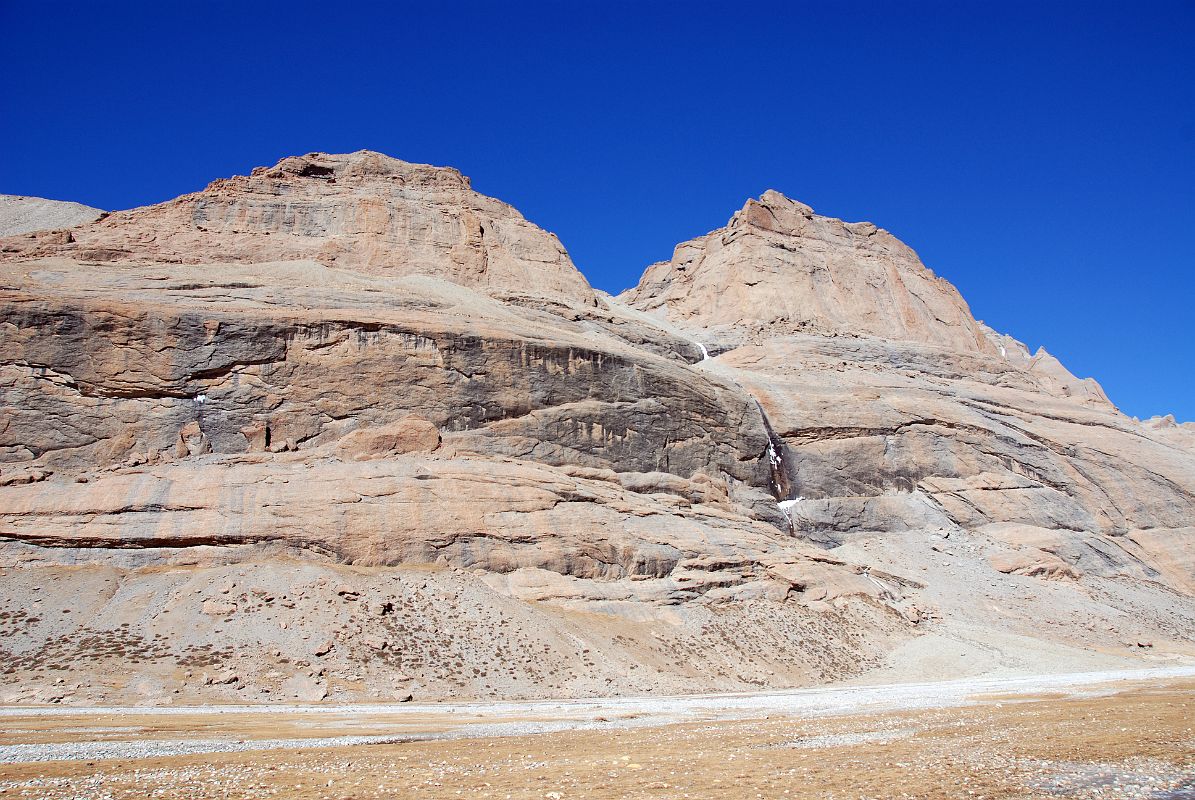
[1, 157, 1192, 704]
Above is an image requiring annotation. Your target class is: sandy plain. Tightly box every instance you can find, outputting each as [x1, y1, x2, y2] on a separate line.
[1, 668, 1193, 799]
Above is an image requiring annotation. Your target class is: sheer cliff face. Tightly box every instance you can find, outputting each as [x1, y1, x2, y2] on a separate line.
[1, 157, 1193, 706]
[0, 151, 595, 304]
[621, 190, 992, 352]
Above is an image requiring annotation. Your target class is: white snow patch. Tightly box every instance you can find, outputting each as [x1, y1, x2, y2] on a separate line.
[778, 498, 803, 527]
[999, 345, 1007, 358]
[766, 443, 785, 493]
[767, 443, 781, 468]
[193, 394, 208, 405]
[694, 340, 710, 361]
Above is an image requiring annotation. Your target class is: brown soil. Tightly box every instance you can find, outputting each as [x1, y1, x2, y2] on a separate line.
[1, 679, 1192, 799]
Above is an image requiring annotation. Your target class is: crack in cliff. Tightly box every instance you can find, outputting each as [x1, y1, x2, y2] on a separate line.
[756, 402, 793, 501]
[0, 530, 277, 549]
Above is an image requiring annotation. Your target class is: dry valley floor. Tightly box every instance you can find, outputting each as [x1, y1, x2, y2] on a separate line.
[1, 670, 1192, 799]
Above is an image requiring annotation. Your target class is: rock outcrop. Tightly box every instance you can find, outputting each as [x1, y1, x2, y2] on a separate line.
[0, 161, 1192, 705]
[621, 190, 992, 352]
[619, 191, 1195, 682]
[1, 152, 594, 304]
[620, 192, 1191, 547]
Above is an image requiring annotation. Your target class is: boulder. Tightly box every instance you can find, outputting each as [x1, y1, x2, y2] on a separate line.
[176, 421, 211, 458]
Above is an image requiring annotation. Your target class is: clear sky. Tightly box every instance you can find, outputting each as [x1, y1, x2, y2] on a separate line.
[3, 1, 1192, 421]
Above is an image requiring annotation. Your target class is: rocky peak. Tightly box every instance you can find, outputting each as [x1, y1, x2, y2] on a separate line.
[242, 150, 472, 190]
[0, 151, 596, 305]
[729, 189, 815, 233]
[621, 191, 991, 353]
[1027, 347, 1113, 408]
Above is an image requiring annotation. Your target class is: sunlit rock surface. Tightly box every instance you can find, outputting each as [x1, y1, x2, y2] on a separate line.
[0, 157, 1191, 704]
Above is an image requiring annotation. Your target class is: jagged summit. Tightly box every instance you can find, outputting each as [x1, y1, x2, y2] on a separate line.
[0, 151, 595, 304]
[724, 189, 909, 253]
[621, 190, 991, 353]
[728, 189, 821, 233]
[243, 150, 472, 189]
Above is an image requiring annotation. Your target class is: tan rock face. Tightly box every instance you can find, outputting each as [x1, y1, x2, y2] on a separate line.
[0, 152, 595, 304]
[1, 155, 1192, 705]
[620, 190, 991, 352]
[0, 260, 772, 494]
[337, 417, 441, 460]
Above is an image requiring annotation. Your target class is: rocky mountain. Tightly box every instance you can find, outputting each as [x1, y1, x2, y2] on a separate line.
[1, 151, 1191, 705]
[0, 195, 103, 237]
[2, 153, 592, 303]
[622, 190, 991, 353]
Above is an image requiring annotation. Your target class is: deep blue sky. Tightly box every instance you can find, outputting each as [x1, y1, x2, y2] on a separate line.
[3, 1, 1192, 421]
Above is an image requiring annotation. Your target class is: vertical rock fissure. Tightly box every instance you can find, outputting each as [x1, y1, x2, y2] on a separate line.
[754, 401, 797, 533]
[684, 336, 801, 534]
